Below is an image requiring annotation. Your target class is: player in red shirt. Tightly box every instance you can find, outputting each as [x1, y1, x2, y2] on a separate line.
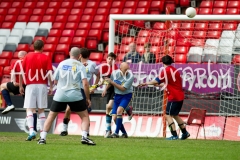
[138, 55, 190, 140]
[101, 52, 133, 138]
[19, 40, 53, 141]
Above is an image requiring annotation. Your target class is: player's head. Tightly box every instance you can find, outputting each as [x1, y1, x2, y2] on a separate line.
[161, 55, 174, 66]
[106, 52, 117, 65]
[18, 51, 27, 59]
[69, 47, 80, 59]
[79, 48, 90, 59]
[129, 43, 136, 52]
[120, 62, 130, 74]
[144, 43, 151, 52]
[33, 40, 44, 52]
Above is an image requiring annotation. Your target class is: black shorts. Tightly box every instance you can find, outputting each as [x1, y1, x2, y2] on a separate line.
[7, 82, 26, 96]
[106, 86, 115, 103]
[166, 101, 183, 116]
[50, 100, 87, 112]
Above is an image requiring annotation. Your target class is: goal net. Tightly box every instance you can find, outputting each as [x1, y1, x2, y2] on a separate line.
[108, 15, 240, 140]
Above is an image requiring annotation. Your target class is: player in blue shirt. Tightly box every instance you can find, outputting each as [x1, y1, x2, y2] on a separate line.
[104, 62, 134, 138]
[60, 48, 100, 136]
[37, 47, 95, 145]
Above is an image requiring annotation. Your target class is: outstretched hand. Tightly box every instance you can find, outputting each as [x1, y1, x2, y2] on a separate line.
[138, 83, 147, 87]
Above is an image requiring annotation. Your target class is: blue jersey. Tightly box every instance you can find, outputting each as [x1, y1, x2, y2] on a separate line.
[53, 59, 87, 102]
[110, 69, 134, 95]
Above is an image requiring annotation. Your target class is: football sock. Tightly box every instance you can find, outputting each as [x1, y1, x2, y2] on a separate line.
[26, 111, 34, 135]
[33, 113, 37, 132]
[125, 106, 130, 112]
[169, 122, 177, 137]
[40, 131, 47, 140]
[115, 115, 122, 134]
[62, 118, 70, 132]
[2, 89, 12, 106]
[82, 131, 88, 138]
[120, 124, 127, 134]
[106, 114, 112, 131]
[39, 112, 46, 132]
[178, 123, 187, 134]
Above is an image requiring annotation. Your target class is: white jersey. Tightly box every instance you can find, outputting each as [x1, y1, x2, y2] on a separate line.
[80, 60, 98, 88]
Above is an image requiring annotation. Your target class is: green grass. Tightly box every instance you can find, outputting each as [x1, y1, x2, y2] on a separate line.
[0, 132, 239, 160]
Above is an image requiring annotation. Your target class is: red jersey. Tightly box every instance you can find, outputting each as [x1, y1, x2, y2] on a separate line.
[100, 64, 118, 77]
[159, 65, 184, 101]
[10, 60, 23, 83]
[22, 52, 52, 85]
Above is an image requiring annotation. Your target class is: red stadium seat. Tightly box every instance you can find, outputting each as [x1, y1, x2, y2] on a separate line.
[83, 8, 96, 15]
[99, 1, 111, 8]
[54, 54, 65, 63]
[192, 31, 207, 39]
[73, 1, 86, 8]
[43, 52, 53, 59]
[42, 15, 55, 22]
[175, 46, 189, 55]
[55, 44, 70, 56]
[65, 23, 78, 30]
[52, 22, 65, 30]
[58, 8, 70, 15]
[91, 22, 104, 29]
[105, 45, 119, 53]
[180, 23, 194, 31]
[62, 30, 75, 37]
[222, 22, 238, 30]
[48, 29, 62, 37]
[20, 8, 32, 15]
[0, 66, 3, 77]
[226, 8, 239, 15]
[153, 22, 166, 30]
[195, 22, 208, 31]
[0, 52, 13, 59]
[180, 0, 189, 7]
[122, 8, 135, 14]
[61, 1, 73, 8]
[44, 44, 57, 52]
[136, 46, 145, 55]
[138, 30, 151, 37]
[70, 8, 83, 15]
[168, 31, 179, 39]
[138, 1, 150, 8]
[46, 8, 57, 15]
[32, 8, 45, 16]
[232, 55, 240, 64]
[29, 44, 34, 51]
[24, 1, 36, 8]
[150, 37, 164, 46]
[207, 31, 221, 39]
[0, 8, 7, 15]
[16, 44, 29, 52]
[10, 59, 18, 66]
[86, 39, 98, 50]
[3, 66, 11, 75]
[59, 37, 72, 44]
[93, 15, 107, 22]
[165, 3, 176, 14]
[167, 46, 175, 55]
[55, 15, 67, 22]
[174, 54, 187, 63]
[1, 22, 14, 29]
[198, 8, 212, 14]
[149, 10, 161, 14]
[111, 1, 124, 8]
[88, 30, 101, 40]
[86, 1, 99, 8]
[118, 25, 129, 34]
[12, 1, 24, 8]
[167, 39, 177, 46]
[33, 37, 46, 44]
[1, 75, 11, 84]
[109, 8, 122, 14]
[116, 54, 125, 62]
[75, 30, 89, 37]
[135, 8, 148, 14]
[121, 37, 135, 45]
[176, 39, 191, 46]
[0, 15, 3, 23]
[78, 22, 91, 30]
[228, 1, 240, 8]
[8, 8, 20, 15]
[49, 2, 61, 8]
[0, 59, 10, 67]
[119, 45, 130, 53]
[46, 37, 59, 44]
[136, 37, 149, 45]
[179, 31, 193, 38]
[213, 1, 227, 8]
[96, 8, 109, 15]
[200, 1, 213, 8]
[212, 8, 226, 14]
[124, 1, 137, 8]
[81, 15, 93, 22]
[102, 31, 109, 42]
[36, 2, 49, 8]
[71, 37, 86, 48]
[134, 21, 145, 28]
[208, 23, 222, 31]
[190, 39, 205, 47]
[5, 15, 17, 22]
[29, 15, 42, 22]
[169, 21, 181, 30]
[89, 52, 103, 63]
[150, 46, 161, 54]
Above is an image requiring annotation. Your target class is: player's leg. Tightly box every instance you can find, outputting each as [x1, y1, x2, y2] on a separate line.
[172, 101, 190, 140]
[1, 82, 16, 114]
[104, 89, 114, 137]
[60, 105, 71, 136]
[125, 105, 133, 120]
[165, 101, 178, 140]
[70, 100, 95, 145]
[38, 101, 67, 145]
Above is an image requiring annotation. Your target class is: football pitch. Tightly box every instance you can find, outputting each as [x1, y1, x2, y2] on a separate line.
[0, 132, 239, 160]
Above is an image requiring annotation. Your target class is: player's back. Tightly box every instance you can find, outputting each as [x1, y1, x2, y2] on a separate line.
[85, 60, 98, 82]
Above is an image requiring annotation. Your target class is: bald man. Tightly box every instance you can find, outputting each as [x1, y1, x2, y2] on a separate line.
[1, 51, 27, 114]
[104, 62, 134, 138]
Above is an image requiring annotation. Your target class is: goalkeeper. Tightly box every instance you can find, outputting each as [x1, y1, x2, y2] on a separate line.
[139, 55, 190, 140]
[60, 48, 100, 136]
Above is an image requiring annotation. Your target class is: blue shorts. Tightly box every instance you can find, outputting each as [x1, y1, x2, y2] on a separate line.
[112, 93, 132, 115]
[166, 101, 183, 116]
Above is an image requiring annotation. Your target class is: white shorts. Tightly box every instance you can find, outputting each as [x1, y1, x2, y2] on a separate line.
[24, 84, 48, 109]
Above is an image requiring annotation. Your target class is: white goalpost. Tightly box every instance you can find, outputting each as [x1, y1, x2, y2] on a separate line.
[108, 14, 240, 140]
